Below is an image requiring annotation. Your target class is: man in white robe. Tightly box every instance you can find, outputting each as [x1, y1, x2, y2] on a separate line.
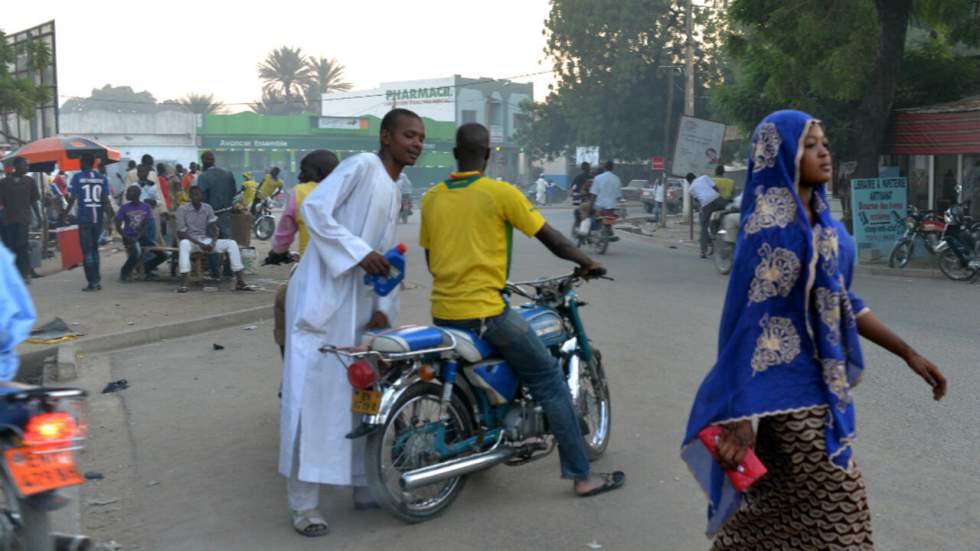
[279, 109, 425, 537]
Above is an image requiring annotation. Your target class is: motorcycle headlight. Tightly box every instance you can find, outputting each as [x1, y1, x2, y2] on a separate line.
[906, 218, 916, 230]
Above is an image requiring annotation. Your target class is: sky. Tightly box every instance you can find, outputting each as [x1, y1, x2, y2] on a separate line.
[5, 0, 556, 111]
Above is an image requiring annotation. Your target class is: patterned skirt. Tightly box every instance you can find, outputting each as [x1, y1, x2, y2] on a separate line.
[712, 407, 874, 551]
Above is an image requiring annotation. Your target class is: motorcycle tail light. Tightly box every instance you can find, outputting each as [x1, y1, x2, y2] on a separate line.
[23, 412, 79, 446]
[347, 360, 378, 390]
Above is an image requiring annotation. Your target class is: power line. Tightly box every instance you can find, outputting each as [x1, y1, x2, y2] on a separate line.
[58, 70, 555, 110]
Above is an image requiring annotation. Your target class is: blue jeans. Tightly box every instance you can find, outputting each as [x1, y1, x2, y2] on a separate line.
[435, 307, 591, 481]
[78, 222, 102, 286]
[121, 237, 167, 279]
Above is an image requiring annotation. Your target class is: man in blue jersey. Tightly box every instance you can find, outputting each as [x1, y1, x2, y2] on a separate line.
[65, 154, 114, 291]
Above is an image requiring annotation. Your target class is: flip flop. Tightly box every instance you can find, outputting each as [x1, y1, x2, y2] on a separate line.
[290, 509, 329, 538]
[577, 471, 626, 498]
[235, 283, 257, 292]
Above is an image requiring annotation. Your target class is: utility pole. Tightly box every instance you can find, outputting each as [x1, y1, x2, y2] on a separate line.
[661, 69, 675, 228]
[684, 0, 696, 240]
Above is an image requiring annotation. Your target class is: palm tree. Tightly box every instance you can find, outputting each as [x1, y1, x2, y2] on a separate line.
[177, 93, 225, 115]
[304, 56, 353, 113]
[257, 46, 311, 111]
[250, 89, 304, 116]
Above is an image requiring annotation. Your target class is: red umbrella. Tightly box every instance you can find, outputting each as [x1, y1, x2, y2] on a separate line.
[1, 136, 121, 173]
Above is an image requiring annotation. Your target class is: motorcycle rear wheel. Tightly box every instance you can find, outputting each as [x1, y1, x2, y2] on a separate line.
[579, 350, 611, 461]
[938, 249, 975, 281]
[889, 240, 913, 269]
[593, 229, 609, 255]
[712, 241, 734, 275]
[365, 383, 474, 524]
[2, 475, 53, 551]
[253, 216, 276, 241]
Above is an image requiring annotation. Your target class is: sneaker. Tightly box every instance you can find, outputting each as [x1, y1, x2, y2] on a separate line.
[82, 285, 96, 292]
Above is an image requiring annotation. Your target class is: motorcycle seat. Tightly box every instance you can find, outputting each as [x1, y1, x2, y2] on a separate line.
[440, 328, 494, 363]
[363, 325, 452, 354]
[362, 325, 495, 363]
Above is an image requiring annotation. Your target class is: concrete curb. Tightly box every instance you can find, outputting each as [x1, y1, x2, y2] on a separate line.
[34, 304, 274, 382]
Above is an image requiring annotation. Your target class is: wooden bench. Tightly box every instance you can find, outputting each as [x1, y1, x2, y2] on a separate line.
[135, 246, 226, 283]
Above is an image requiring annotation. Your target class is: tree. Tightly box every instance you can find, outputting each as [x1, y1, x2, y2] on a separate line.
[62, 84, 160, 114]
[716, 0, 980, 178]
[0, 29, 52, 144]
[304, 56, 352, 113]
[257, 46, 311, 114]
[176, 93, 226, 115]
[250, 90, 300, 116]
[518, 0, 728, 162]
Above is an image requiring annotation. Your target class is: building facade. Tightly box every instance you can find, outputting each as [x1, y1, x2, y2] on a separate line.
[883, 96, 980, 213]
[320, 75, 533, 185]
[197, 111, 456, 191]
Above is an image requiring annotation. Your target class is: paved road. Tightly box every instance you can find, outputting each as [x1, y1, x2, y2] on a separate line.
[75, 208, 980, 550]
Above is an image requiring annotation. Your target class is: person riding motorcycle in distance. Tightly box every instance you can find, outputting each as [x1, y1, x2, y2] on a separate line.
[419, 122, 626, 498]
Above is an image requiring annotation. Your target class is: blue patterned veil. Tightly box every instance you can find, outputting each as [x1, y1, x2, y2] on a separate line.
[681, 110, 868, 536]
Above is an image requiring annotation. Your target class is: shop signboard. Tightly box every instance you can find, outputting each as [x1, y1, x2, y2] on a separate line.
[850, 177, 907, 262]
[670, 116, 725, 178]
[321, 77, 457, 122]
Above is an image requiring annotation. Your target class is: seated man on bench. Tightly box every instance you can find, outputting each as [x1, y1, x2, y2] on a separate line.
[175, 186, 254, 293]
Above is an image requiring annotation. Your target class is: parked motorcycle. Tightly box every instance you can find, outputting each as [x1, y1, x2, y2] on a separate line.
[888, 206, 945, 268]
[0, 385, 88, 551]
[320, 271, 612, 523]
[574, 208, 622, 255]
[252, 198, 276, 241]
[708, 203, 740, 275]
[935, 204, 980, 281]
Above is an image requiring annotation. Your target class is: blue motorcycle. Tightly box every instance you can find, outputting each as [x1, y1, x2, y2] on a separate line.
[320, 272, 612, 523]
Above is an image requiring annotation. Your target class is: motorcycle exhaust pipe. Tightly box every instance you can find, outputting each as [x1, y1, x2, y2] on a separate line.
[51, 533, 94, 551]
[400, 446, 516, 491]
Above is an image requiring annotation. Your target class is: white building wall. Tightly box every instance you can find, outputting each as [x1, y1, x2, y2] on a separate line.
[59, 110, 199, 167]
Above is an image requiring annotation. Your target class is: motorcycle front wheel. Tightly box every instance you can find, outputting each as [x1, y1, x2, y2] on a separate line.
[938, 248, 975, 281]
[365, 383, 475, 524]
[253, 216, 276, 241]
[579, 349, 612, 461]
[713, 241, 734, 275]
[889, 240, 913, 269]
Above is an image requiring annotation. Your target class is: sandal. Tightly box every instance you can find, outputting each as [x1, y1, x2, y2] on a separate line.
[576, 471, 626, 498]
[176, 285, 189, 294]
[235, 282, 256, 291]
[290, 509, 329, 538]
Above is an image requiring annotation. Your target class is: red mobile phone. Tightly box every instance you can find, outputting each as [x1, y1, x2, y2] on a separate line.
[698, 425, 768, 492]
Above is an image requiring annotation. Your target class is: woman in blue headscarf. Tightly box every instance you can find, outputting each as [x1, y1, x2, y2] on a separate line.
[681, 110, 947, 549]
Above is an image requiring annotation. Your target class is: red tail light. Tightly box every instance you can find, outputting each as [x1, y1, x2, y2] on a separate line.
[347, 360, 378, 390]
[23, 412, 78, 446]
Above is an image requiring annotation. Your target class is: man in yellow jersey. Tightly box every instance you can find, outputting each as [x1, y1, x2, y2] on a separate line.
[420, 123, 626, 498]
[239, 171, 258, 211]
[265, 150, 340, 356]
[712, 164, 735, 200]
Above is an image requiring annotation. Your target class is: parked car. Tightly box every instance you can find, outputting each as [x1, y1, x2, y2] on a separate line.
[641, 178, 684, 215]
[621, 179, 649, 202]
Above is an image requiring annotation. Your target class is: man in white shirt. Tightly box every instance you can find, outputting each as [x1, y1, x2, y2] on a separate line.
[687, 171, 724, 258]
[535, 175, 548, 205]
[591, 161, 623, 240]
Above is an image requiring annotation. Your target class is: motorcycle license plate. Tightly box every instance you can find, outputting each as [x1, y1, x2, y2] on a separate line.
[4, 447, 83, 497]
[351, 390, 381, 415]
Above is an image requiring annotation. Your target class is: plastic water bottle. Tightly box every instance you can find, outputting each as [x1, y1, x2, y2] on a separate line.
[364, 243, 407, 297]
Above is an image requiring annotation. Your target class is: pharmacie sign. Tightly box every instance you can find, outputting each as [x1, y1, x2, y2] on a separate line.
[850, 177, 908, 262]
[385, 86, 454, 104]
